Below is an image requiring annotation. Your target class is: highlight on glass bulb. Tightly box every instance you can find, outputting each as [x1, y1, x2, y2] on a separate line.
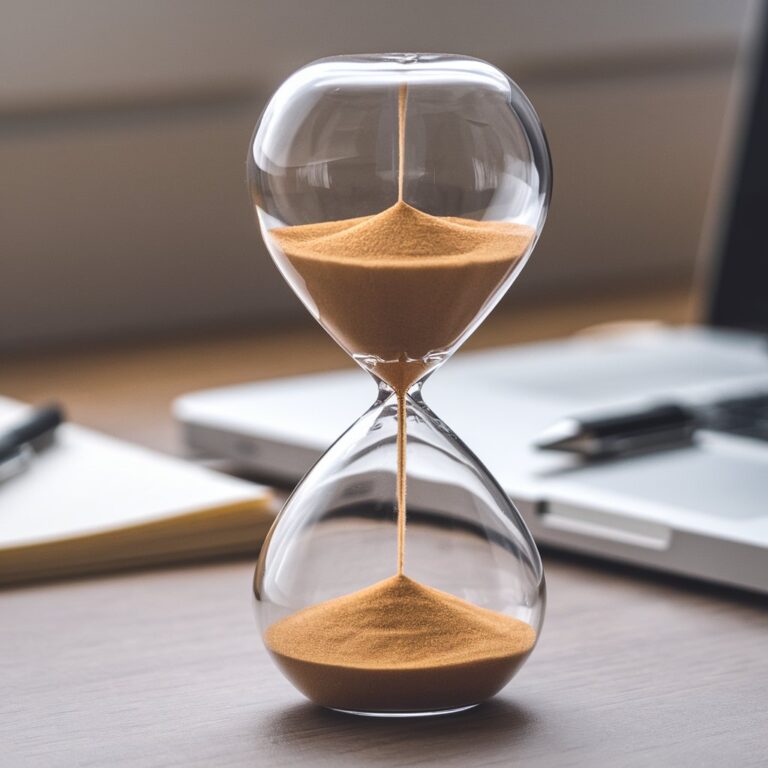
[248, 53, 551, 716]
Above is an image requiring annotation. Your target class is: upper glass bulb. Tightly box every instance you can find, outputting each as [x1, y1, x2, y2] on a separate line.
[248, 53, 551, 391]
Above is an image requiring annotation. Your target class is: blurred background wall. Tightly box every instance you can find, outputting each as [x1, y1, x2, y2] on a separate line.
[0, 0, 753, 351]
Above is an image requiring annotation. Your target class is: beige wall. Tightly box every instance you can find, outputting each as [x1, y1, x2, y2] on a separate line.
[0, 1, 755, 349]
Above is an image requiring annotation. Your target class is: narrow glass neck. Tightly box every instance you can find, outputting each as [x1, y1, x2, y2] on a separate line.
[373, 378, 424, 405]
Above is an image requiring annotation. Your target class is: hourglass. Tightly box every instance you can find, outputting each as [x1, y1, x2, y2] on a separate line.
[247, 54, 551, 716]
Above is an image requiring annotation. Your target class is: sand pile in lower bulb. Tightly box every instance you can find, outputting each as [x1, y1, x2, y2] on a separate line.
[265, 575, 536, 713]
[270, 201, 535, 392]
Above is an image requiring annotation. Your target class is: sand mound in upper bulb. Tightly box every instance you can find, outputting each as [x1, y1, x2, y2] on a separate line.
[265, 575, 536, 713]
[273, 201, 534, 263]
[270, 202, 535, 392]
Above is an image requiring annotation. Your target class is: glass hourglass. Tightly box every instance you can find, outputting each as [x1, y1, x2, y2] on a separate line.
[247, 54, 551, 717]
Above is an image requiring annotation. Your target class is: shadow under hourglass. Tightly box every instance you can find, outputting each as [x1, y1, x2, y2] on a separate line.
[262, 698, 542, 764]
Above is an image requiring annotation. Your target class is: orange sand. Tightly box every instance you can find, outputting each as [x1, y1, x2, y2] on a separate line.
[270, 201, 534, 393]
[265, 575, 536, 713]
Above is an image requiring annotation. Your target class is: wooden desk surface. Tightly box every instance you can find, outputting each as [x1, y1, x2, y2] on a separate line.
[3, 556, 766, 767]
[3, 290, 767, 767]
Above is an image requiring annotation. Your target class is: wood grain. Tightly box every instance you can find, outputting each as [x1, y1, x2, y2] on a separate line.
[6, 288, 765, 767]
[1, 555, 766, 767]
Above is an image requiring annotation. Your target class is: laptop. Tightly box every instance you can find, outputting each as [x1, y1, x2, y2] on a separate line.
[175, 13, 768, 593]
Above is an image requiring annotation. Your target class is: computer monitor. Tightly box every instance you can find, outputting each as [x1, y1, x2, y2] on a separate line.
[709, 2, 768, 333]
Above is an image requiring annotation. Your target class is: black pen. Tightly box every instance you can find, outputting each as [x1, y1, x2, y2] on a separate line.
[535, 403, 698, 459]
[0, 403, 65, 482]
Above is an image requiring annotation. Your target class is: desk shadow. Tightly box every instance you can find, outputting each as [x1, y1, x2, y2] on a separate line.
[263, 697, 542, 764]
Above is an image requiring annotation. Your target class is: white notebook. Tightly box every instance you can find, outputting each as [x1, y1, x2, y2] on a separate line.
[0, 397, 275, 585]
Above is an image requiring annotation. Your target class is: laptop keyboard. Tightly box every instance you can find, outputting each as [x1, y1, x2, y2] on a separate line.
[708, 393, 768, 442]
